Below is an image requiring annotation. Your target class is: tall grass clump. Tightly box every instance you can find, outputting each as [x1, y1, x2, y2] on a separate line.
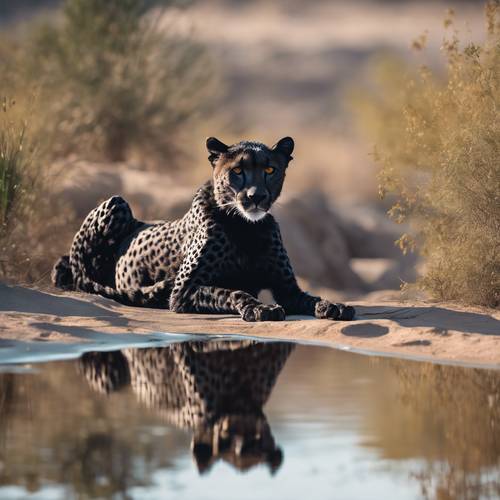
[0, 98, 34, 238]
[0, 97, 41, 278]
[354, 2, 500, 308]
[0, 96, 74, 282]
[22, 0, 209, 164]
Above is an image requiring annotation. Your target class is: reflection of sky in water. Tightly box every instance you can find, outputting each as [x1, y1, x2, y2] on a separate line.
[0, 485, 68, 499]
[128, 439, 425, 500]
[0, 342, 498, 499]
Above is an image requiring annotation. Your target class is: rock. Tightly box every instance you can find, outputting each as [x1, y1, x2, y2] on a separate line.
[54, 160, 193, 221]
[335, 203, 418, 288]
[351, 258, 398, 286]
[272, 192, 366, 291]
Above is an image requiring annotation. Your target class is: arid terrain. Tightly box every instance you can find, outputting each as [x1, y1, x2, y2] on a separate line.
[1, 1, 497, 366]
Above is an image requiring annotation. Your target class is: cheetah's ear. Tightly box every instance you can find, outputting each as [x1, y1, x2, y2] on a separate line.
[272, 137, 294, 162]
[206, 137, 229, 167]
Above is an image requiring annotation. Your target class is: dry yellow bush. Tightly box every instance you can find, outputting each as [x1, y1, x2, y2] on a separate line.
[355, 2, 500, 307]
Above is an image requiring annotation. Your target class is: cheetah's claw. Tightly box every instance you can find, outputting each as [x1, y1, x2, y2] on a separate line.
[315, 300, 355, 321]
[242, 303, 286, 322]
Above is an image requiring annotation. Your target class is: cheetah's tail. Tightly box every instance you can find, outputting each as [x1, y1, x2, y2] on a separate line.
[76, 276, 171, 308]
[52, 254, 170, 307]
[51, 254, 128, 301]
[51, 255, 74, 290]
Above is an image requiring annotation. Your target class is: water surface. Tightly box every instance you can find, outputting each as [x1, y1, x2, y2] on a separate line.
[0, 340, 498, 499]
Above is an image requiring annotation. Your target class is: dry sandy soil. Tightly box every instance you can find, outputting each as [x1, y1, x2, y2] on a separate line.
[1, 283, 498, 368]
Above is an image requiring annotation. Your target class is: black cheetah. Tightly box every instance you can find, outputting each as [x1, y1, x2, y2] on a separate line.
[52, 137, 355, 322]
[79, 341, 293, 473]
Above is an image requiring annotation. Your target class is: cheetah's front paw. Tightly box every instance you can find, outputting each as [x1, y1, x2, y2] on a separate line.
[315, 300, 355, 321]
[242, 304, 286, 322]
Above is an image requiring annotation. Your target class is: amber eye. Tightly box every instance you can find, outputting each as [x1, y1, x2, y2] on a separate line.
[232, 167, 242, 174]
[264, 166, 275, 174]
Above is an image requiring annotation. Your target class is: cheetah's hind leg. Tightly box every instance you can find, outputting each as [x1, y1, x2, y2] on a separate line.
[54, 196, 170, 307]
[69, 196, 141, 291]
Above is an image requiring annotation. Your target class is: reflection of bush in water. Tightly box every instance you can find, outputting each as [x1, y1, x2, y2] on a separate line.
[392, 361, 500, 499]
[0, 374, 16, 420]
[0, 363, 187, 497]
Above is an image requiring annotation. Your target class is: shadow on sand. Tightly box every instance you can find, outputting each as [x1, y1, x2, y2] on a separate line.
[341, 323, 389, 337]
[0, 283, 124, 320]
[353, 304, 500, 336]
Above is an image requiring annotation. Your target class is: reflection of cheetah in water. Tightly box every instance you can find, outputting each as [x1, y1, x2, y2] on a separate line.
[79, 341, 294, 473]
[52, 137, 355, 322]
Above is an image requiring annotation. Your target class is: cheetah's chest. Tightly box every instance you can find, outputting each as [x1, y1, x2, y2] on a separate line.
[210, 233, 270, 291]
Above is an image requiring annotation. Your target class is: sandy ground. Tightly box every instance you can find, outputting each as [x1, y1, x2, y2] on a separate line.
[1, 283, 498, 368]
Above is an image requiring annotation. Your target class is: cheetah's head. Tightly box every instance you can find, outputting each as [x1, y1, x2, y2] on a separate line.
[206, 137, 294, 222]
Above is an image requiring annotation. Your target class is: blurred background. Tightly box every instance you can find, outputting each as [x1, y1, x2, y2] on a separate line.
[1, 0, 496, 305]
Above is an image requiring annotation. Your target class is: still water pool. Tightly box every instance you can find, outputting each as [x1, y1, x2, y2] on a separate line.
[0, 340, 498, 500]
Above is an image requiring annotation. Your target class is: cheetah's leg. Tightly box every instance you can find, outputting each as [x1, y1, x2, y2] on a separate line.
[274, 283, 355, 321]
[55, 197, 172, 304]
[168, 229, 285, 321]
[172, 285, 285, 321]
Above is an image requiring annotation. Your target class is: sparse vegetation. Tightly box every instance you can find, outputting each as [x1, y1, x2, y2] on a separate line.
[355, 2, 500, 307]
[1, 0, 210, 166]
[23, 0, 210, 164]
[0, 97, 73, 282]
[0, 0, 211, 282]
[0, 98, 29, 236]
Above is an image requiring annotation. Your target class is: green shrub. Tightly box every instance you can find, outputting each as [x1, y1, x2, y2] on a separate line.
[17, 0, 210, 164]
[354, 2, 500, 307]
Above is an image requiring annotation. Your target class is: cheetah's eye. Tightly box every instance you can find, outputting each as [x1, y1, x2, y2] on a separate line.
[264, 166, 275, 174]
[232, 167, 242, 174]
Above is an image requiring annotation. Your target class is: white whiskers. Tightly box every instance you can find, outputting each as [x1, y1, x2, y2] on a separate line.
[217, 200, 267, 222]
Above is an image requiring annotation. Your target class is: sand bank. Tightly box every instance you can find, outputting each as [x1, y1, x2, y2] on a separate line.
[0, 283, 498, 367]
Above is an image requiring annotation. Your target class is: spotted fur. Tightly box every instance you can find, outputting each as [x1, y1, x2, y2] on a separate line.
[79, 341, 293, 473]
[52, 137, 355, 321]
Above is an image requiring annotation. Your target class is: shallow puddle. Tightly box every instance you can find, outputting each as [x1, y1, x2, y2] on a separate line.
[0, 340, 498, 499]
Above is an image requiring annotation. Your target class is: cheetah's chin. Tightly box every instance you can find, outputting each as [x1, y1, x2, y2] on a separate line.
[238, 207, 268, 222]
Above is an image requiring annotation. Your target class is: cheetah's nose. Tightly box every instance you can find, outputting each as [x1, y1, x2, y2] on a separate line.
[247, 191, 266, 206]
